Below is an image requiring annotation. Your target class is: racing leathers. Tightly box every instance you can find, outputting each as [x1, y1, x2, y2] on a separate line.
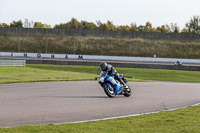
[100, 64, 128, 88]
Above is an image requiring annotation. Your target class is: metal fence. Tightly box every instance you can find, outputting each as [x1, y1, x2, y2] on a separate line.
[1, 35, 200, 59]
[0, 27, 200, 59]
[1, 27, 200, 40]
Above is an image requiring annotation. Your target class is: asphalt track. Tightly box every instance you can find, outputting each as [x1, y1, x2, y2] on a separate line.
[0, 81, 200, 127]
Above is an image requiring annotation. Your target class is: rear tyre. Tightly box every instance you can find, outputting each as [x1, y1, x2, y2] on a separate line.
[103, 84, 115, 98]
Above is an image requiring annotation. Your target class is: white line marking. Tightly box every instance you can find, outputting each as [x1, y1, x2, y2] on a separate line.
[54, 102, 200, 125]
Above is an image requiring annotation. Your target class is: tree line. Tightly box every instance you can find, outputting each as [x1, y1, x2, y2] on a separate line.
[0, 16, 200, 34]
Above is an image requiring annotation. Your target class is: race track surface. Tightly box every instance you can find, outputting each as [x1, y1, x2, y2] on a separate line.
[0, 81, 200, 127]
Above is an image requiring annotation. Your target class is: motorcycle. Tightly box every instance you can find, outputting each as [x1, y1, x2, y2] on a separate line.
[97, 72, 132, 98]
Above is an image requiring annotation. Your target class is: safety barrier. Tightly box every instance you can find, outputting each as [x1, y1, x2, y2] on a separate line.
[0, 59, 25, 66]
[1, 52, 200, 64]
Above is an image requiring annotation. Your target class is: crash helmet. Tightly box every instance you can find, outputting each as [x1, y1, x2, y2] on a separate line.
[100, 62, 108, 71]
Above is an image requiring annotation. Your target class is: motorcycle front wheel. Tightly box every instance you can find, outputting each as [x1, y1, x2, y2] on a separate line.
[123, 85, 131, 97]
[103, 84, 115, 98]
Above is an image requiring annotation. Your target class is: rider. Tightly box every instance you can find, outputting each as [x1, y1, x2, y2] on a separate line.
[99, 62, 128, 89]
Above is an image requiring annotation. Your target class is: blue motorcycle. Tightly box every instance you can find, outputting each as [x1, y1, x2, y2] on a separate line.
[98, 72, 131, 98]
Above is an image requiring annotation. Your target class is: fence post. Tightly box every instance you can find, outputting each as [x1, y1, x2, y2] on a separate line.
[129, 42, 132, 57]
[16, 27, 18, 35]
[45, 39, 48, 54]
[184, 39, 187, 59]
[185, 47, 187, 59]
[157, 40, 160, 57]
[100, 38, 103, 55]
[18, 39, 20, 53]
[73, 39, 75, 55]
[129, 32, 132, 57]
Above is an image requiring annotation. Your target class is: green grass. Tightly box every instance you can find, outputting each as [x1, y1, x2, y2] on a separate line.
[117, 67, 200, 82]
[0, 64, 200, 84]
[0, 64, 98, 84]
[0, 105, 200, 133]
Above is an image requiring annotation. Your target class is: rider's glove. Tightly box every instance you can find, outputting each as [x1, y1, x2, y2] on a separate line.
[115, 73, 120, 78]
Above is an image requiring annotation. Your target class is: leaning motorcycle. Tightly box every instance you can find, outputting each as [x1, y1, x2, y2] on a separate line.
[97, 72, 131, 98]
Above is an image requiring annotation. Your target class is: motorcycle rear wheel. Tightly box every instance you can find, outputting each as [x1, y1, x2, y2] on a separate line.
[103, 84, 115, 98]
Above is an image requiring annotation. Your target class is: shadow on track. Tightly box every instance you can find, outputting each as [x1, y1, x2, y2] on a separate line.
[45, 95, 109, 99]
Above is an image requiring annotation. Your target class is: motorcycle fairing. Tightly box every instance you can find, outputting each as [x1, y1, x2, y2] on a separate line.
[105, 76, 122, 95]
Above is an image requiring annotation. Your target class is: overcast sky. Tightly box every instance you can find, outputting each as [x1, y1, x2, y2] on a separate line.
[0, 0, 200, 29]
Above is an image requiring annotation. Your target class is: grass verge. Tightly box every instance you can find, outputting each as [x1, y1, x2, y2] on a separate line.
[0, 64, 200, 84]
[0, 104, 200, 133]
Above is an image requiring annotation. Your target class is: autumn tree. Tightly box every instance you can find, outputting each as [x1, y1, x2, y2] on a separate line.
[145, 21, 152, 31]
[69, 18, 81, 29]
[34, 22, 51, 28]
[54, 18, 81, 29]
[87, 22, 97, 30]
[130, 23, 138, 32]
[0, 23, 9, 27]
[156, 25, 169, 32]
[181, 28, 188, 33]
[97, 20, 107, 30]
[117, 25, 130, 31]
[81, 21, 97, 30]
[106, 21, 116, 31]
[54, 23, 67, 29]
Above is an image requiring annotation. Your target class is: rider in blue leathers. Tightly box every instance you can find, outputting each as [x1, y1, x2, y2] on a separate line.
[99, 62, 128, 89]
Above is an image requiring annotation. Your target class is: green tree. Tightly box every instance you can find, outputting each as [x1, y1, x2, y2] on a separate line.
[34, 22, 51, 28]
[171, 23, 179, 33]
[0, 23, 9, 27]
[138, 25, 147, 32]
[54, 23, 66, 29]
[10, 20, 23, 28]
[166, 23, 179, 33]
[185, 16, 200, 34]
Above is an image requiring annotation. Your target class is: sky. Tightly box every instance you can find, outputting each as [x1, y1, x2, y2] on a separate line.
[0, 0, 200, 29]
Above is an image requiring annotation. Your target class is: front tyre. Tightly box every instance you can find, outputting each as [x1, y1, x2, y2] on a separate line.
[103, 84, 115, 98]
[124, 86, 131, 97]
